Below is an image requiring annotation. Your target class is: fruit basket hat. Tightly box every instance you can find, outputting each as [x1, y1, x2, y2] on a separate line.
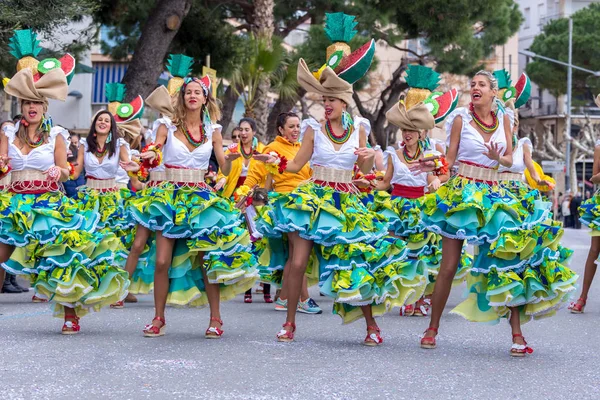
[297, 12, 376, 105]
[146, 53, 194, 119]
[3, 29, 74, 103]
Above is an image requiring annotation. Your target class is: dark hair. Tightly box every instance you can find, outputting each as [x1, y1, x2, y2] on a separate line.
[70, 132, 81, 139]
[12, 114, 22, 124]
[87, 110, 120, 158]
[252, 188, 269, 204]
[239, 117, 257, 133]
[276, 112, 299, 136]
[231, 126, 242, 133]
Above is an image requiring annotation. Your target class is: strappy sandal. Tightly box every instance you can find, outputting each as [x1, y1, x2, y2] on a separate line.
[264, 293, 273, 303]
[32, 295, 48, 303]
[363, 326, 383, 346]
[420, 327, 438, 349]
[244, 293, 253, 303]
[399, 304, 415, 317]
[143, 316, 166, 337]
[276, 322, 296, 342]
[510, 334, 533, 357]
[568, 298, 586, 314]
[413, 298, 431, 317]
[110, 300, 125, 309]
[62, 315, 81, 335]
[205, 317, 224, 339]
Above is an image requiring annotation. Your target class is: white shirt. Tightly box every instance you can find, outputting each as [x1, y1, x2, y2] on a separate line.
[5, 123, 68, 172]
[445, 107, 508, 168]
[499, 137, 532, 174]
[384, 143, 428, 187]
[81, 138, 127, 179]
[301, 116, 371, 171]
[161, 118, 221, 170]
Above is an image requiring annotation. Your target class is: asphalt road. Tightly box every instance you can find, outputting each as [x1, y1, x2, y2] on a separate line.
[0, 228, 598, 400]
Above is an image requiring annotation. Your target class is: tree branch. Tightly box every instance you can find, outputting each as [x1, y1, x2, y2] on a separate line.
[276, 13, 311, 38]
[352, 92, 374, 121]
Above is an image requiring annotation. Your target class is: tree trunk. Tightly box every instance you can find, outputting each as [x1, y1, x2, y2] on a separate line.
[265, 87, 305, 142]
[121, 0, 192, 102]
[251, 0, 275, 142]
[219, 84, 240, 137]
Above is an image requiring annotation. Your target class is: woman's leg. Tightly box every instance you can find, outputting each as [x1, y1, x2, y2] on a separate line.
[124, 225, 151, 277]
[199, 252, 223, 331]
[281, 232, 313, 334]
[149, 232, 175, 329]
[423, 237, 464, 339]
[573, 235, 600, 311]
[0, 244, 15, 293]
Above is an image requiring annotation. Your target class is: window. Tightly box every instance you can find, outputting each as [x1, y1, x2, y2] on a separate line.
[524, 7, 531, 29]
[538, 4, 544, 24]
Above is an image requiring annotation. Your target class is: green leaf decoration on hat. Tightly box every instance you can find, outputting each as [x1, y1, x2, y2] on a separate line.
[105, 83, 126, 103]
[8, 29, 42, 59]
[405, 65, 440, 91]
[493, 69, 512, 90]
[324, 12, 357, 43]
[166, 54, 194, 78]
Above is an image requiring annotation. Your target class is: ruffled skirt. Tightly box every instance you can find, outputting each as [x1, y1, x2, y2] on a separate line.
[426, 177, 578, 323]
[255, 181, 427, 323]
[128, 182, 257, 307]
[579, 190, 600, 234]
[0, 190, 129, 317]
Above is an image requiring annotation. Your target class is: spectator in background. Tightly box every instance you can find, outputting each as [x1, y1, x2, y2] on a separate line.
[63, 132, 85, 198]
[562, 194, 572, 228]
[586, 190, 592, 201]
[571, 192, 583, 229]
[231, 126, 241, 144]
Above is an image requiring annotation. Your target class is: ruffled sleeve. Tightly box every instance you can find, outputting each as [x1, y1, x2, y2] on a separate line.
[504, 107, 515, 129]
[118, 137, 131, 154]
[382, 146, 397, 171]
[206, 123, 222, 141]
[518, 137, 532, 152]
[353, 116, 371, 137]
[80, 139, 88, 151]
[300, 118, 321, 142]
[49, 126, 69, 143]
[444, 107, 471, 147]
[151, 116, 177, 142]
[3, 124, 16, 144]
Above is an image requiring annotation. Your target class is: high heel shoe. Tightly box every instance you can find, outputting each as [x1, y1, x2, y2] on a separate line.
[420, 327, 438, 349]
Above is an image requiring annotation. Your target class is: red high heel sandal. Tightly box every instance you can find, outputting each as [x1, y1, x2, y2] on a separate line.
[62, 316, 81, 335]
[205, 317, 224, 339]
[510, 334, 533, 357]
[143, 316, 166, 337]
[363, 326, 383, 346]
[276, 322, 296, 342]
[420, 327, 438, 349]
[568, 298, 586, 314]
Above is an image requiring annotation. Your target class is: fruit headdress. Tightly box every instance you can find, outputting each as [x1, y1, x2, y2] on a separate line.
[297, 12, 376, 104]
[105, 82, 144, 143]
[3, 29, 75, 103]
[493, 69, 531, 109]
[386, 65, 458, 131]
[146, 54, 195, 119]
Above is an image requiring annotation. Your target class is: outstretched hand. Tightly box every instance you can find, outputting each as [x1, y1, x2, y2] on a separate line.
[120, 161, 140, 172]
[224, 152, 241, 162]
[483, 141, 502, 162]
[252, 153, 277, 164]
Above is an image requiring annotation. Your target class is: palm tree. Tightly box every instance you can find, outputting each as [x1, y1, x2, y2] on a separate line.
[251, 0, 275, 137]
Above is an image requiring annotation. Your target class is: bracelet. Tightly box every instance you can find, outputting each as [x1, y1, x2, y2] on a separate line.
[434, 156, 449, 176]
[141, 143, 163, 169]
[264, 151, 287, 175]
[234, 185, 252, 202]
[0, 164, 11, 178]
[67, 162, 75, 180]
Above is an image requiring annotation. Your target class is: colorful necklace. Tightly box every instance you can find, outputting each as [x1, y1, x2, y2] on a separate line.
[94, 144, 108, 158]
[469, 102, 498, 133]
[240, 142, 254, 159]
[325, 118, 353, 145]
[25, 133, 44, 148]
[183, 123, 206, 147]
[402, 144, 421, 162]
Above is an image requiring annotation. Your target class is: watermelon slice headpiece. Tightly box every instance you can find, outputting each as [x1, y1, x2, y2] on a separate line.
[312, 12, 376, 85]
[105, 82, 145, 123]
[7, 29, 76, 85]
[493, 69, 531, 108]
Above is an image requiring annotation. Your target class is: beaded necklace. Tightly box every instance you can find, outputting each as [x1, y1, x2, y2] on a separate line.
[469, 102, 498, 134]
[182, 123, 206, 147]
[240, 142, 254, 159]
[24, 133, 44, 148]
[402, 144, 421, 162]
[325, 118, 353, 145]
[94, 143, 108, 158]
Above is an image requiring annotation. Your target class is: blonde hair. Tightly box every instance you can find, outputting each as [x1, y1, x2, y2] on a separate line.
[173, 81, 222, 131]
[473, 70, 499, 91]
[17, 100, 49, 146]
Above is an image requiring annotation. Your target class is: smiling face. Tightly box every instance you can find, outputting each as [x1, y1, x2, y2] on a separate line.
[323, 96, 346, 120]
[21, 101, 46, 126]
[183, 81, 206, 112]
[401, 129, 420, 147]
[239, 121, 255, 146]
[470, 75, 497, 107]
[280, 116, 301, 143]
[95, 112, 112, 135]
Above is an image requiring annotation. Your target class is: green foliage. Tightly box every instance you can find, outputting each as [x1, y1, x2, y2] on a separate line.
[526, 3, 600, 101]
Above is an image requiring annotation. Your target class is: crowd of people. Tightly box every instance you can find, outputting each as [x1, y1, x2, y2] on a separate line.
[0, 13, 595, 357]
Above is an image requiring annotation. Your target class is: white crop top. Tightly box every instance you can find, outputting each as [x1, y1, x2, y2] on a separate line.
[161, 118, 221, 170]
[5, 123, 68, 172]
[384, 143, 428, 187]
[445, 107, 508, 168]
[301, 116, 371, 171]
[499, 137, 532, 174]
[81, 138, 127, 179]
